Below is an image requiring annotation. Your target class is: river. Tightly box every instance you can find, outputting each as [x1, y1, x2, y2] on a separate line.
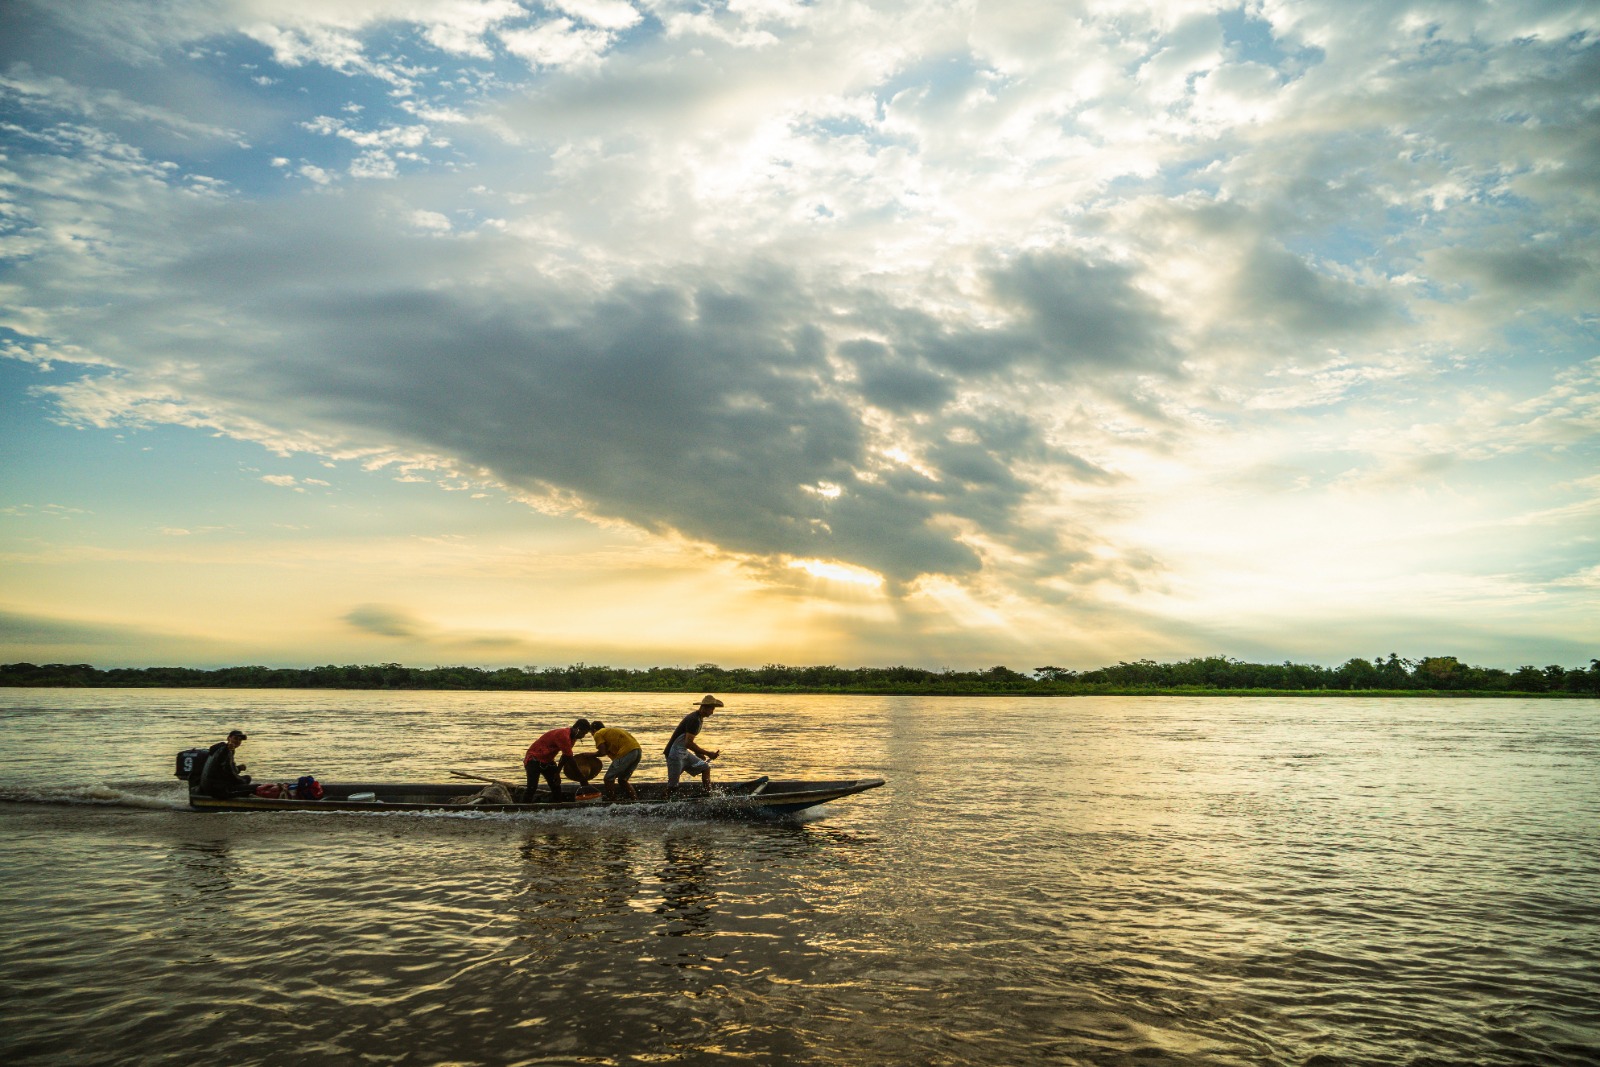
[1, 689, 1596, 1066]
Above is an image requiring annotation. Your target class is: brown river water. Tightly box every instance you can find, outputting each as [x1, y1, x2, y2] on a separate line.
[1, 689, 1597, 1066]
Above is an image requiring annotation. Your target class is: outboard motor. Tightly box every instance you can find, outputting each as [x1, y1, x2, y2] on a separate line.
[175, 747, 210, 785]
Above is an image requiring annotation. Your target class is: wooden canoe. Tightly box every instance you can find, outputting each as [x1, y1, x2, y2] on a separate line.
[187, 776, 885, 817]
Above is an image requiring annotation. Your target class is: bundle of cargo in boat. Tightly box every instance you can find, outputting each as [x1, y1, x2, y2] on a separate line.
[451, 783, 516, 805]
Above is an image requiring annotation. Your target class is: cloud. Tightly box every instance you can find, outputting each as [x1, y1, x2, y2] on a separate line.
[986, 253, 1179, 372]
[0, 64, 244, 144]
[1229, 242, 1398, 336]
[551, 0, 642, 33]
[0, 608, 154, 645]
[416, 0, 528, 58]
[31, 227, 1145, 582]
[847, 341, 955, 414]
[339, 602, 549, 651]
[0, 504, 90, 518]
[0, 607, 239, 663]
[499, 19, 616, 70]
[343, 603, 425, 638]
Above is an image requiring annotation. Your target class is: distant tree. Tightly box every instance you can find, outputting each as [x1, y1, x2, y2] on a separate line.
[1510, 666, 1548, 692]
[1570, 659, 1600, 695]
[979, 665, 1029, 690]
[1415, 656, 1468, 689]
[2, 653, 1596, 695]
[755, 663, 792, 686]
[1375, 654, 1414, 687]
[1334, 657, 1380, 690]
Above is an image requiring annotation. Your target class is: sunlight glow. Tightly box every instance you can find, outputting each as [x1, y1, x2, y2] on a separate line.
[787, 558, 885, 587]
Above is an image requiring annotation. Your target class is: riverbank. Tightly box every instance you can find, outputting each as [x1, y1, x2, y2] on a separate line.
[4, 656, 1597, 696]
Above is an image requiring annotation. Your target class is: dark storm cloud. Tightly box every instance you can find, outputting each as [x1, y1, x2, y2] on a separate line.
[825, 256, 1178, 390]
[291, 276, 998, 582]
[3, 172, 1153, 591]
[986, 253, 1180, 372]
[1441, 243, 1595, 299]
[845, 339, 956, 413]
[1232, 242, 1398, 335]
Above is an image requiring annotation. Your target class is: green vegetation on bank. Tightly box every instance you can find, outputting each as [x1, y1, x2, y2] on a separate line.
[2, 654, 1597, 695]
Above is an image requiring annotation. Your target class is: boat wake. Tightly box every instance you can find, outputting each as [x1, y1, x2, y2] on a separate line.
[0, 781, 190, 811]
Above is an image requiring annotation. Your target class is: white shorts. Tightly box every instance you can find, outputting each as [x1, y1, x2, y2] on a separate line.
[666, 746, 708, 782]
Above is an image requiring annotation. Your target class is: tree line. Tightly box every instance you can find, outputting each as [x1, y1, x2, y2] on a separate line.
[2, 654, 1597, 694]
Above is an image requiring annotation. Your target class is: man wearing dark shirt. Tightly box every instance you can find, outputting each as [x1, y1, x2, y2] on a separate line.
[665, 696, 722, 796]
[199, 730, 254, 798]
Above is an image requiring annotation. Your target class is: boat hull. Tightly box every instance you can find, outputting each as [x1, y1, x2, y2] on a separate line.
[187, 777, 884, 817]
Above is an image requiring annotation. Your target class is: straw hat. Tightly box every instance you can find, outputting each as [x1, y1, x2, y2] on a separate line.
[693, 695, 725, 709]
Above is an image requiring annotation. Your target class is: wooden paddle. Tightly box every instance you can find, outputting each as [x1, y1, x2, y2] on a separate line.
[450, 770, 516, 788]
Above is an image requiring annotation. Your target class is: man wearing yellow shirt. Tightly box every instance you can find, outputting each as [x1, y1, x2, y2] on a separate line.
[588, 721, 643, 801]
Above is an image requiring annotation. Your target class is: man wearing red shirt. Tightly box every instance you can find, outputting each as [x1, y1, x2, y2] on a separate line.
[524, 718, 591, 803]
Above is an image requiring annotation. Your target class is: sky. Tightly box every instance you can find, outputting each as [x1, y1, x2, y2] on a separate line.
[1, 0, 1596, 672]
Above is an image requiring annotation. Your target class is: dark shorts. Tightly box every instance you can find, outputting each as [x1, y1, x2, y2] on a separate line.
[605, 748, 641, 784]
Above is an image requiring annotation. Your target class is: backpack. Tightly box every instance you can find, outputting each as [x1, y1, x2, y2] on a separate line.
[293, 775, 324, 800]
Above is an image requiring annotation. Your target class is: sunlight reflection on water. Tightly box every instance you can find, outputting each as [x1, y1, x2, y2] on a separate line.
[1, 690, 1598, 1066]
